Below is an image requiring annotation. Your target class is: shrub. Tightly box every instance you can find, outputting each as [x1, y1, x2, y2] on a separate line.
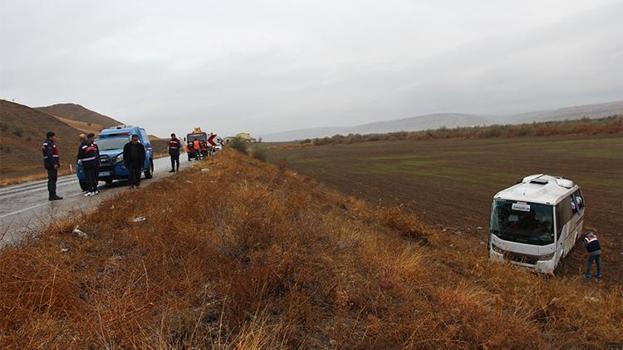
[299, 115, 623, 146]
[228, 137, 248, 154]
[251, 146, 268, 162]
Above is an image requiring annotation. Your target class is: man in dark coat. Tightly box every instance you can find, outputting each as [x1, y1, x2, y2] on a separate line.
[168, 133, 181, 172]
[42, 131, 63, 200]
[123, 134, 146, 189]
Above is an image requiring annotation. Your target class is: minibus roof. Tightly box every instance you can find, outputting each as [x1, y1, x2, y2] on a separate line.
[494, 174, 578, 205]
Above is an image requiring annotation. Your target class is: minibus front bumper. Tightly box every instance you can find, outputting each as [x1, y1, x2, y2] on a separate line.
[489, 246, 556, 274]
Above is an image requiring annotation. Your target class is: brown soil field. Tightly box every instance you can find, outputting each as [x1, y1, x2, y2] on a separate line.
[268, 134, 623, 284]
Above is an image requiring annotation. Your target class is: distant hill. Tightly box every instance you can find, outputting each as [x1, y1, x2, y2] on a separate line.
[262, 113, 493, 142]
[36, 103, 121, 130]
[261, 101, 623, 141]
[0, 100, 82, 180]
[350, 113, 493, 134]
[507, 100, 623, 123]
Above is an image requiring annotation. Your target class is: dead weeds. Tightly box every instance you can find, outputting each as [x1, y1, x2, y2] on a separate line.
[0, 150, 621, 349]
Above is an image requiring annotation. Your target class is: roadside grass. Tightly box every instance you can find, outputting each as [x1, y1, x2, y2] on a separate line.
[1, 150, 622, 348]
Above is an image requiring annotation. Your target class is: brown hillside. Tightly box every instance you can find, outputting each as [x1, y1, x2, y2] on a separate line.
[54, 115, 104, 135]
[37, 103, 121, 129]
[0, 100, 82, 181]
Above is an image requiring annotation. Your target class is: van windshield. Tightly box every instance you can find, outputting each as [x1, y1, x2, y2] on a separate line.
[97, 136, 130, 151]
[490, 199, 554, 246]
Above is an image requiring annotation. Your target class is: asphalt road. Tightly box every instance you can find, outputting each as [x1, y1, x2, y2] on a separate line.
[0, 156, 191, 247]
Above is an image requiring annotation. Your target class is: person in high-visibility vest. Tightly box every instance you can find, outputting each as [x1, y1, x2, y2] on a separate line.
[193, 138, 201, 159]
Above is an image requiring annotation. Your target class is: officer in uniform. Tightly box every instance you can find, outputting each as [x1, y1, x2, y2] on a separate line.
[78, 133, 100, 196]
[42, 131, 63, 201]
[168, 133, 181, 172]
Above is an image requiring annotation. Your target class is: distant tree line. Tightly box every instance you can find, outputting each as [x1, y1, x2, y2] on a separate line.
[298, 115, 623, 146]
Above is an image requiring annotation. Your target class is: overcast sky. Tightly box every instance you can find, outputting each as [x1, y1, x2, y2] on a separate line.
[1, 0, 622, 137]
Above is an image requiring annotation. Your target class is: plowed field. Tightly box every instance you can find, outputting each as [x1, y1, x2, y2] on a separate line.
[270, 134, 623, 283]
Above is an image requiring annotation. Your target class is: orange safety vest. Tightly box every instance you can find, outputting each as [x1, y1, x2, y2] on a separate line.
[193, 140, 200, 150]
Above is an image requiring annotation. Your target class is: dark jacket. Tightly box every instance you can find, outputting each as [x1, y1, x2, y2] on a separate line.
[584, 235, 601, 255]
[123, 141, 146, 168]
[42, 138, 59, 169]
[77, 141, 100, 167]
[76, 141, 86, 161]
[168, 138, 181, 156]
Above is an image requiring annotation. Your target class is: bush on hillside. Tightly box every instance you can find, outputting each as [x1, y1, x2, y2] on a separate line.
[251, 146, 268, 162]
[228, 137, 248, 154]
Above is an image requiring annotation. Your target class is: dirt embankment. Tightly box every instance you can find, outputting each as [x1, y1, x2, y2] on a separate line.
[1, 150, 621, 348]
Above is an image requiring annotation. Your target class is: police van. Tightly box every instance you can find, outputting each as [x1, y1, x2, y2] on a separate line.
[488, 174, 585, 274]
[76, 125, 154, 189]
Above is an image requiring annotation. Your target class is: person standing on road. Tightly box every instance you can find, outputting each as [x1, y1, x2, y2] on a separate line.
[168, 133, 181, 172]
[76, 133, 87, 189]
[123, 134, 145, 189]
[42, 131, 63, 201]
[78, 133, 100, 196]
[583, 231, 602, 280]
[193, 138, 201, 159]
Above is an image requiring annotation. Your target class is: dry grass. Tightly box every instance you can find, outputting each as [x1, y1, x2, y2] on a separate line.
[1, 150, 621, 349]
[51, 116, 103, 134]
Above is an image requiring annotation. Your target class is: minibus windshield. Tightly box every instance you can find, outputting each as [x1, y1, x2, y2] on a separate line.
[490, 199, 554, 246]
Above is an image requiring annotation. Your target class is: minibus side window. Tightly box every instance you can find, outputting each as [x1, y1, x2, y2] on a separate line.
[572, 190, 585, 210]
[556, 196, 573, 239]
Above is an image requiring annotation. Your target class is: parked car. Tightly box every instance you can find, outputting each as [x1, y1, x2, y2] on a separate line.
[76, 125, 154, 189]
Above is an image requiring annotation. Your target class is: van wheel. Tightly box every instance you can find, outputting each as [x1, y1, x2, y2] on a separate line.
[105, 179, 113, 187]
[79, 181, 88, 191]
[144, 159, 154, 179]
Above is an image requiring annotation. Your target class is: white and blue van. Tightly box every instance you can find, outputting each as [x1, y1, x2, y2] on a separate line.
[76, 125, 154, 189]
